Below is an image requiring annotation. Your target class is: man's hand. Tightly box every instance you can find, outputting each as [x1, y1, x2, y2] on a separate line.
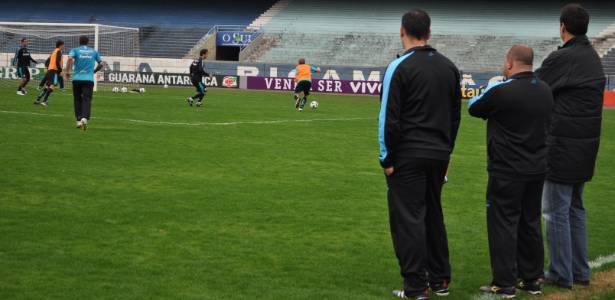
[384, 167, 394, 176]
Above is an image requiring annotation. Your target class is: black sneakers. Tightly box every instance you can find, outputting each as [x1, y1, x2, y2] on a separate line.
[517, 280, 542, 295]
[430, 281, 449, 296]
[479, 284, 516, 298]
[574, 280, 590, 286]
[542, 278, 573, 290]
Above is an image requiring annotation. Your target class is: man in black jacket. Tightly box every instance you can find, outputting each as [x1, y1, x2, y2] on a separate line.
[469, 45, 553, 298]
[379, 9, 461, 300]
[535, 4, 606, 289]
[14, 38, 37, 96]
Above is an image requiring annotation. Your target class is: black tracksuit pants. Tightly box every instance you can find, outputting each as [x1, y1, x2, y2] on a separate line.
[73, 81, 94, 121]
[386, 157, 450, 296]
[486, 176, 544, 287]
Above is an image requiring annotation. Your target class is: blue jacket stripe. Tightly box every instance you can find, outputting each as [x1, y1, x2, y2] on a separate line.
[468, 79, 514, 107]
[378, 51, 415, 162]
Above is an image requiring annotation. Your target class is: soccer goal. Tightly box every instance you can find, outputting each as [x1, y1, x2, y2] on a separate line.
[0, 22, 140, 92]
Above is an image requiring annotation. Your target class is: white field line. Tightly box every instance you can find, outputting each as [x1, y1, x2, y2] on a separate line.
[470, 252, 615, 300]
[0, 110, 372, 127]
[589, 253, 615, 269]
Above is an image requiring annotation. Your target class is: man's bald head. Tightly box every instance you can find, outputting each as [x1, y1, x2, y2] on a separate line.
[507, 44, 534, 67]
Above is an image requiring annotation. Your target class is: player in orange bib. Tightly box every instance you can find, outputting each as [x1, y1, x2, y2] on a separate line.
[35, 40, 64, 106]
[292, 58, 320, 111]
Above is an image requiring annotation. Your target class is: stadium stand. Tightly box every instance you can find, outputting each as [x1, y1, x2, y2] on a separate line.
[594, 23, 615, 75]
[603, 50, 615, 76]
[242, 0, 615, 72]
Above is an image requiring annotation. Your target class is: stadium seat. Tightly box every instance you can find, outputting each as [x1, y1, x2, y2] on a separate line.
[244, 0, 615, 72]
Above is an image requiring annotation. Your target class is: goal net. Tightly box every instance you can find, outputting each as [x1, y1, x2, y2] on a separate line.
[0, 22, 140, 93]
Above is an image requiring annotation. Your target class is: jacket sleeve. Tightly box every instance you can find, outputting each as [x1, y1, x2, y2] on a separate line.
[378, 68, 403, 168]
[535, 52, 568, 93]
[12, 49, 20, 66]
[468, 84, 496, 119]
[450, 70, 462, 148]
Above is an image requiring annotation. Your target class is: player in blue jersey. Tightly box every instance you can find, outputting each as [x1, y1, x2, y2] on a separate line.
[64, 36, 103, 131]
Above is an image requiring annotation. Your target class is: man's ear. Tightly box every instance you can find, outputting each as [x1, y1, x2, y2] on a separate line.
[400, 26, 405, 38]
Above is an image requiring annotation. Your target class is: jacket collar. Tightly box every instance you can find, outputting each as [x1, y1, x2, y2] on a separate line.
[403, 45, 436, 55]
[559, 35, 590, 49]
[509, 71, 535, 80]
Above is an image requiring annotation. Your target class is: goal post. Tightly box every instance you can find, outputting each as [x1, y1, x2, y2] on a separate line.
[0, 22, 140, 92]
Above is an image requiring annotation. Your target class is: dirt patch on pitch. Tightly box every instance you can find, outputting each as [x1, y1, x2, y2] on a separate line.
[542, 268, 615, 300]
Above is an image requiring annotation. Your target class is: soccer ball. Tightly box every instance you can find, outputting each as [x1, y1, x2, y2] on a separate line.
[112, 87, 119, 93]
[139, 87, 146, 93]
[121, 87, 128, 93]
[163, 84, 169, 89]
[310, 101, 319, 109]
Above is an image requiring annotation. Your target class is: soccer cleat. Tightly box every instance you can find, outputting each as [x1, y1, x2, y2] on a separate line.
[187, 97, 194, 106]
[517, 280, 542, 295]
[76, 120, 82, 128]
[40, 101, 48, 107]
[392, 289, 429, 299]
[479, 285, 516, 298]
[196, 101, 203, 107]
[430, 281, 449, 296]
[16, 90, 25, 96]
[80, 118, 88, 131]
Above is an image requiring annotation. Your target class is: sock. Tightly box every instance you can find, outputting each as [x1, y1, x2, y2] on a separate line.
[43, 89, 53, 101]
[36, 88, 47, 100]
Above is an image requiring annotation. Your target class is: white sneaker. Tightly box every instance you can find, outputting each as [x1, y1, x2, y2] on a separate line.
[187, 97, 194, 106]
[80, 118, 88, 131]
[40, 101, 48, 107]
[16, 90, 25, 96]
[76, 120, 83, 128]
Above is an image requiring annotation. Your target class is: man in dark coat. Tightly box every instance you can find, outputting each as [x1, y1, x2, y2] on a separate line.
[535, 3, 606, 289]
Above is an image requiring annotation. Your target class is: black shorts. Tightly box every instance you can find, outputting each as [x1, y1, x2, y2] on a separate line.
[192, 79, 206, 93]
[295, 80, 312, 96]
[17, 67, 30, 80]
[45, 70, 60, 86]
[72, 80, 94, 100]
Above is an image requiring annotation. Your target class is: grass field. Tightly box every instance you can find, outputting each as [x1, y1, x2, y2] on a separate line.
[1, 83, 614, 299]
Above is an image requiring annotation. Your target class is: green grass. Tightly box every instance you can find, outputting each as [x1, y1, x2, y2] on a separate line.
[1, 83, 614, 299]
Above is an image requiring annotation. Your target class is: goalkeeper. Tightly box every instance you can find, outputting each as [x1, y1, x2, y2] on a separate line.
[13, 38, 37, 96]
